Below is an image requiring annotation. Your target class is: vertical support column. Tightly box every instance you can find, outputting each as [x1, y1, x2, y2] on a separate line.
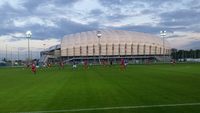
[131, 43, 133, 55]
[112, 44, 114, 56]
[143, 45, 146, 55]
[125, 43, 127, 55]
[149, 46, 151, 55]
[118, 44, 120, 56]
[86, 46, 88, 56]
[80, 46, 82, 56]
[93, 45, 95, 56]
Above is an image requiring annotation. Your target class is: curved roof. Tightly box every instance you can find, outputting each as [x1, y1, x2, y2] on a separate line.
[61, 29, 170, 48]
[45, 44, 61, 51]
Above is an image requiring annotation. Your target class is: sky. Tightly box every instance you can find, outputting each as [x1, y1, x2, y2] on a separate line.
[0, 0, 200, 60]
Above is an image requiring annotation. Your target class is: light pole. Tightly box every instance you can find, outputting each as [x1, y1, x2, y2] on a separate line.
[152, 43, 156, 62]
[11, 47, 13, 67]
[26, 31, 32, 65]
[160, 30, 166, 63]
[97, 30, 102, 64]
[18, 48, 19, 61]
[6, 44, 7, 61]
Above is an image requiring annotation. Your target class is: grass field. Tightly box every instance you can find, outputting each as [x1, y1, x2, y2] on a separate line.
[0, 64, 200, 113]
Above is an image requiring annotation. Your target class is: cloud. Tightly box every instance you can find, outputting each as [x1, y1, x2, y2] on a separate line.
[0, 0, 26, 10]
[23, 0, 80, 11]
[89, 9, 104, 16]
[12, 16, 58, 28]
[1, 0, 200, 60]
[112, 24, 181, 34]
[159, 9, 200, 26]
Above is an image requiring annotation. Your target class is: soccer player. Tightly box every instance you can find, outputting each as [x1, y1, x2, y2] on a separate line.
[59, 61, 64, 69]
[72, 62, 77, 69]
[120, 58, 125, 71]
[103, 60, 106, 66]
[31, 63, 36, 74]
[110, 60, 113, 66]
[84, 60, 88, 69]
[48, 62, 51, 68]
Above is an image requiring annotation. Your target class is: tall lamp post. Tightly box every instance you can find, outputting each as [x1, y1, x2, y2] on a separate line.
[11, 47, 13, 67]
[26, 31, 32, 65]
[97, 30, 102, 64]
[5, 44, 7, 61]
[160, 30, 166, 63]
[152, 43, 156, 62]
[17, 48, 20, 61]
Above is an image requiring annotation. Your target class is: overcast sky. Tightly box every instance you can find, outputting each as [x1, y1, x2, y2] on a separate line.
[0, 0, 200, 59]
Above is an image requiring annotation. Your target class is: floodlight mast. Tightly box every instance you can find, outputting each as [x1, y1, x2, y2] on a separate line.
[26, 31, 32, 65]
[97, 30, 102, 64]
[5, 44, 7, 61]
[160, 30, 166, 63]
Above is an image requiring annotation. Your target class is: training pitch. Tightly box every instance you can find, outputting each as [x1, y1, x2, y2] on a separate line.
[0, 64, 200, 113]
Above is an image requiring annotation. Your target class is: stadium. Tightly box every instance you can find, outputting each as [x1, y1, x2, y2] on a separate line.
[40, 29, 171, 64]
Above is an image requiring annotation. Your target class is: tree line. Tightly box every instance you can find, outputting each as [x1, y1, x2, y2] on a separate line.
[171, 49, 200, 60]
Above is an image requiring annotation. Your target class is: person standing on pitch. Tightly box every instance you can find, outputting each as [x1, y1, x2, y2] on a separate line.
[84, 60, 88, 69]
[72, 62, 77, 69]
[110, 60, 113, 66]
[31, 63, 36, 74]
[59, 61, 64, 69]
[120, 58, 125, 71]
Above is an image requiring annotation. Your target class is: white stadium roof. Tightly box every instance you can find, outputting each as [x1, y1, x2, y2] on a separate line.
[61, 29, 170, 48]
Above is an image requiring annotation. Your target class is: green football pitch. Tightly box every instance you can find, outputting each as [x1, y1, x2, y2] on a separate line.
[0, 64, 200, 113]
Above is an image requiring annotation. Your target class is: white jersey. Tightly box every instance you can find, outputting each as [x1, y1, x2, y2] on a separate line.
[73, 64, 77, 68]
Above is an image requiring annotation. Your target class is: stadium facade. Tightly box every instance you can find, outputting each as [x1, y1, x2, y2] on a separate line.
[40, 29, 171, 64]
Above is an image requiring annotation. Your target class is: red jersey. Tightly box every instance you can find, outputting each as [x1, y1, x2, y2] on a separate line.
[84, 60, 88, 65]
[32, 64, 35, 69]
[31, 64, 36, 73]
[120, 59, 125, 65]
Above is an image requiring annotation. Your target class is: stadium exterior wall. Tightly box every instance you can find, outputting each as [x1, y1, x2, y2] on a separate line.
[61, 30, 171, 57]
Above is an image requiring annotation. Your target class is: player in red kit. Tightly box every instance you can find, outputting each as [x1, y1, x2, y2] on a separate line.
[59, 61, 64, 69]
[120, 58, 125, 71]
[31, 63, 36, 74]
[84, 60, 88, 69]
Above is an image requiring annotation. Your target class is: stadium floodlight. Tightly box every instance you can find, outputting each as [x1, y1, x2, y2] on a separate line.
[26, 31, 32, 65]
[152, 43, 156, 62]
[96, 30, 102, 64]
[18, 48, 20, 61]
[160, 30, 166, 63]
[97, 30, 102, 38]
[5, 44, 7, 61]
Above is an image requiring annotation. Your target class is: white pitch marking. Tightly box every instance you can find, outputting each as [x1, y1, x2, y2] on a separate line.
[11, 102, 200, 113]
